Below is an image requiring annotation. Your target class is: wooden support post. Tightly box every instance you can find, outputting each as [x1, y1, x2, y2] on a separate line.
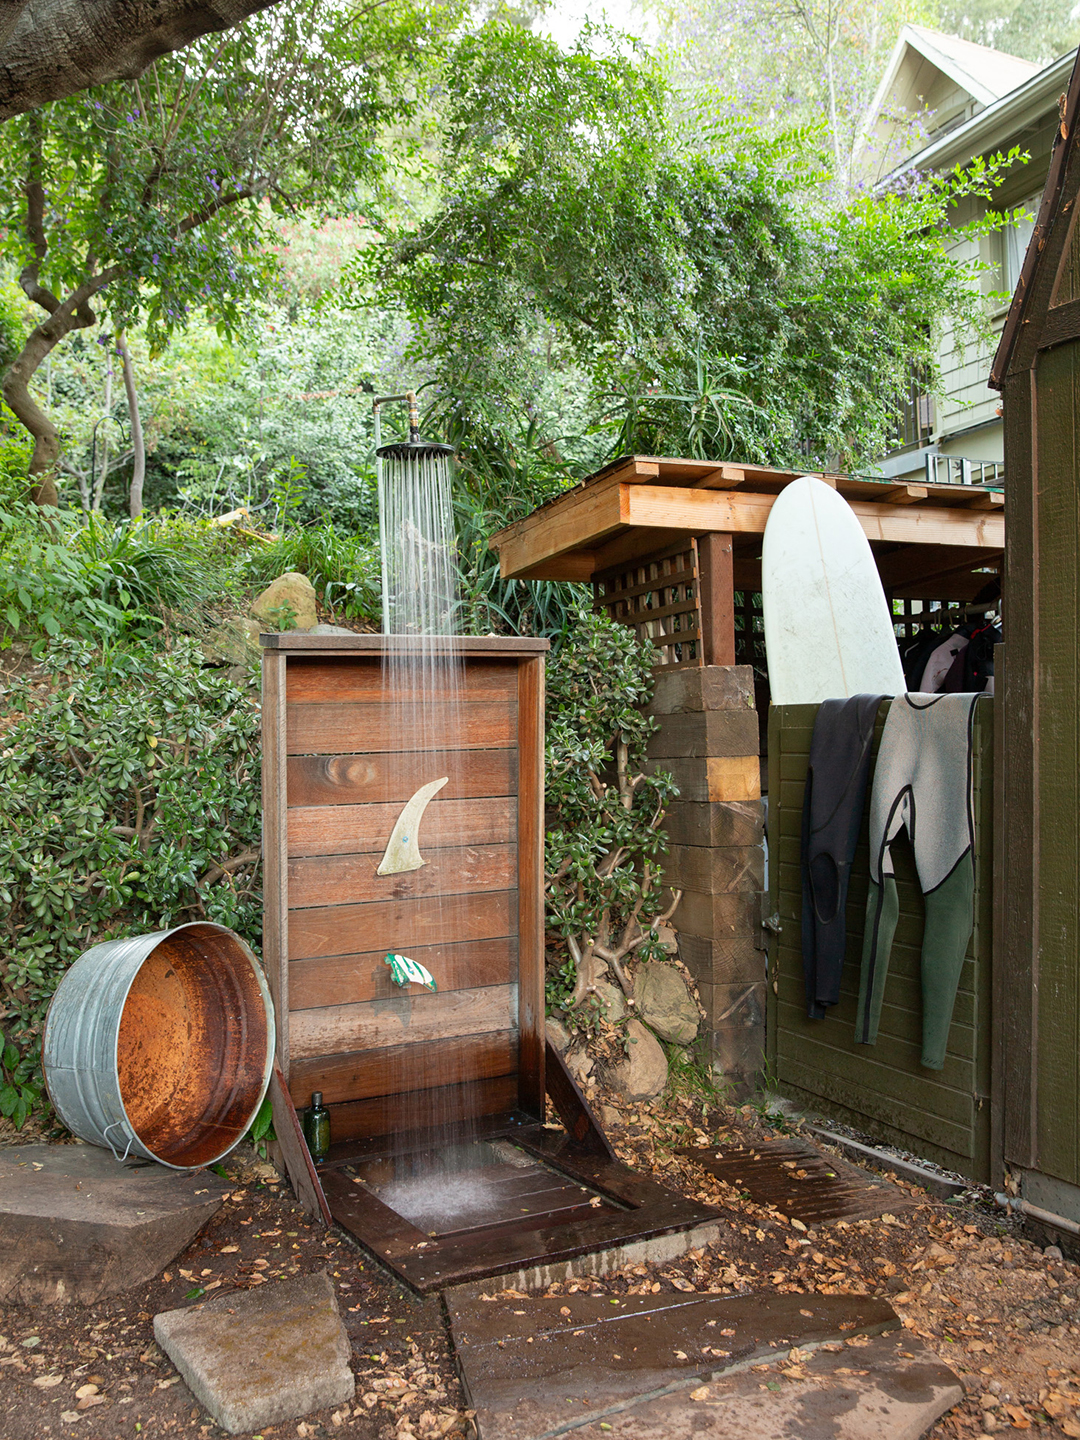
[697, 532, 735, 667]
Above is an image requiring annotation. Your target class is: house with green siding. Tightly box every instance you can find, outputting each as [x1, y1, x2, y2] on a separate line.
[856, 27, 1074, 486]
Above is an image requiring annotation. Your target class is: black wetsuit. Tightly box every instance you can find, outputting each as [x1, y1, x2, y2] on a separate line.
[800, 695, 886, 1019]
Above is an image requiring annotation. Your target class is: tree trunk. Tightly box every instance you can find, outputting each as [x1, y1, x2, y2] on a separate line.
[117, 334, 145, 518]
[0, 0, 281, 122]
[92, 347, 114, 512]
[2, 271, 119, 507]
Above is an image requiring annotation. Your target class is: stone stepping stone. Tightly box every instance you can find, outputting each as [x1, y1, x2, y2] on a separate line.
[0, 1143, 229, 1305]
[677, 1137, 916, 1227]
[154, 1271, 354, 1435]
[571, 1331, 961, 1440]
[446, 1287, 909, 1440]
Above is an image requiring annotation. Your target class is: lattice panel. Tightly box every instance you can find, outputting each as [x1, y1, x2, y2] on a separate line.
[594, 540, 702, 669]
[734, 589, 766, 679]
[891, 598, 969, 640]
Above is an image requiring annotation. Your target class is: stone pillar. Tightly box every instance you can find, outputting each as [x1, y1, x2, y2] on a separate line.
[646, 665, 765, 1097]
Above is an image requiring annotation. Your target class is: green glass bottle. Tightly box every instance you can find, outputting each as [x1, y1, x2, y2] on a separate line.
[304, 1091, 330, 1164]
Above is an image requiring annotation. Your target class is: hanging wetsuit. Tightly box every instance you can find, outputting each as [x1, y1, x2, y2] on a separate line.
[801, 695, 885, 1019]
[856, 692, 979, 1070]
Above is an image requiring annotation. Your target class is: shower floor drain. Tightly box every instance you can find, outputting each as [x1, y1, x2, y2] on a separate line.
[317, 1112, 721, 1294]
[677, 1136, 915, 1227]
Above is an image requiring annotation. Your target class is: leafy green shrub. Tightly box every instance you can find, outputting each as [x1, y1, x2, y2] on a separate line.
[0, 505, 240, 647]
[544, 610, 679, 1018]
[0, 639, 262, 1126]
[241, 523, 381, 622]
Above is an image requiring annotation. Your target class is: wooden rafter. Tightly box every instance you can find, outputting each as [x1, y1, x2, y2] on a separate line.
[491, 460, 1005, 584]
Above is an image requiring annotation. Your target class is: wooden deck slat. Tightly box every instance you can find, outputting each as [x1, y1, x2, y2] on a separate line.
[289, 984, 517, 1060]
[318, 1075, 521, 1144]
[287, 797, 515, 858]
[288, 844, 516, 909]
[288, 890, 515, 962]
[287, 701, 515, 755]
[285, 658, 517, 705]
[289, 938, 517, 1010]
[289, 1032, 518, 1107]
[286, 751, 517, 808]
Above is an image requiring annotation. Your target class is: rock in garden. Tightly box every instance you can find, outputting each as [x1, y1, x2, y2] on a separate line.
[307, 623, 355, 635]
[652, 922, 679, 953]
[545, 1016, 571, 1053]
[201, 617, 261, 665]
[592, 980, 628, 1022]
[634, 961, 699, 1043]
[612, 1018, 668, 1099]
[153, 1271, 354, 1435]
[250, 571, 318, 631]
[566, 1044, 593, 1084]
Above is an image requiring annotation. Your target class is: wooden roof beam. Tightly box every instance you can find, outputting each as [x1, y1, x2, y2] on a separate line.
[491, 484, 1005, 579]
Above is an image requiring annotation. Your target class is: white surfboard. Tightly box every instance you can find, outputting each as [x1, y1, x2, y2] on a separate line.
[762, 476, 905, 705]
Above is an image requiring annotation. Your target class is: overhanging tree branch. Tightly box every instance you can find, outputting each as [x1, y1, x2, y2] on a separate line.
[0, 0, 281, 122]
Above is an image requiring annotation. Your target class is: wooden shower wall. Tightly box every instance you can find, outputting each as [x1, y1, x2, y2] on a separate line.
[261, 635, 547, 1144]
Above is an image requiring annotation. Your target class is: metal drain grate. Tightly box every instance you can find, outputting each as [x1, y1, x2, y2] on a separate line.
[678, 1136, 915, 1226]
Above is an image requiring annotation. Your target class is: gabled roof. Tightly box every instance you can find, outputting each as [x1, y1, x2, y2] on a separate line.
[860, 24, 1039, 153]
[991, 46, 1080, 387]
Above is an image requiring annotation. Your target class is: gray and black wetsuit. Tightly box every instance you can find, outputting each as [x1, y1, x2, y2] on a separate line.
[855, 692, 979, 1070]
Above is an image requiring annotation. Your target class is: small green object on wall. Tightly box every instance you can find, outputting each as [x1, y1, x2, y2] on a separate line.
[384, 952, 438, 992]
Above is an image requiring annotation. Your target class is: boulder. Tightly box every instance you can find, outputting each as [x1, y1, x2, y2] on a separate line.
[250, 572, 318, 631]
[307, 623, 355, 635]
[652, 922, 679, 954]
[565, 1044, 593, 1085]
[634, 962, 699, 1044]
[612, 1019, 668, 1099]
[201, 617, 261, 666]
[592, 981, 628, 1023]
[545, 1016, 572, 1054]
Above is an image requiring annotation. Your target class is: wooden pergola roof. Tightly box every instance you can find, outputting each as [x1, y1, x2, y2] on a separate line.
[489, 455, 1005, 601]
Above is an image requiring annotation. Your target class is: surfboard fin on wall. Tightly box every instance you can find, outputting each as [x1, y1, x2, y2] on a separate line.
[376, 776, 448, 875]
[384, 953, 438, 991]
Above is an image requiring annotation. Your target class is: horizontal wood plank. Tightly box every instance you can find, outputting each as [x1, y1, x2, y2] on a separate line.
[288, 844, 517, 909]
[289, 938, 518, 1010]
[289, 984, 517, 1060]
[287, 700, 515, 756]
[287, 797, 516, 858]
[305, 1075, 520, 1140]
[285, 658, 518, 705]
[287, 750, 517, 808]
[290, 1033, 517, 1108]
[288, 890, 515, 962]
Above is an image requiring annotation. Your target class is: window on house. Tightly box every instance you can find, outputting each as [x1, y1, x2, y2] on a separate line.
[993, 194, 1040, 298]
[893, 368, 935, 449]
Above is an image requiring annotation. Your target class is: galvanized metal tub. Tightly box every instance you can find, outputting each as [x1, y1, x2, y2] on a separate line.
[43, 922, 274, 1170]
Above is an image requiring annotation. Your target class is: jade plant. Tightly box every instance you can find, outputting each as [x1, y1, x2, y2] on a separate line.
[544, 609, 680, 1016]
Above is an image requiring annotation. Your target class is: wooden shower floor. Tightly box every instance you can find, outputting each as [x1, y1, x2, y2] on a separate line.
[317, 1112, 720, 1294]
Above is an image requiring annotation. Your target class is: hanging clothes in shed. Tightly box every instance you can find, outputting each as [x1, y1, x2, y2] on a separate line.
[856, 692, 979, 1070]
[801, 695, 885, 1019]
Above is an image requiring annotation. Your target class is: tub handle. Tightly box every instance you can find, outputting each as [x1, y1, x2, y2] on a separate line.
[102, 1120, 136, 1165]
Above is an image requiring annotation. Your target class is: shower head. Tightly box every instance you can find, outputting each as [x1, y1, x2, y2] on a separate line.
[376, 438, 455, 460]
[373, 390, 455, 461]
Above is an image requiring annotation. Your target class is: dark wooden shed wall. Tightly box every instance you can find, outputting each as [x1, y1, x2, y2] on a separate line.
[766, 699, 994, 1182]
[990, 48, 1080, 1221]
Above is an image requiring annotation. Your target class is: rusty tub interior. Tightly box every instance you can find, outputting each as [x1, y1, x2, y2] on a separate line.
[116, 924, 271, 1168]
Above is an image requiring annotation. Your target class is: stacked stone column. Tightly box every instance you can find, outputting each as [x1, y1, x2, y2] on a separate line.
[645, 665, 765, 1097]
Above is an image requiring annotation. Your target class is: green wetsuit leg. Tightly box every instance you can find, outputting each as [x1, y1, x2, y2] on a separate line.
[855, 875, 900, 1046]
[918, 853, 975, 1070]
